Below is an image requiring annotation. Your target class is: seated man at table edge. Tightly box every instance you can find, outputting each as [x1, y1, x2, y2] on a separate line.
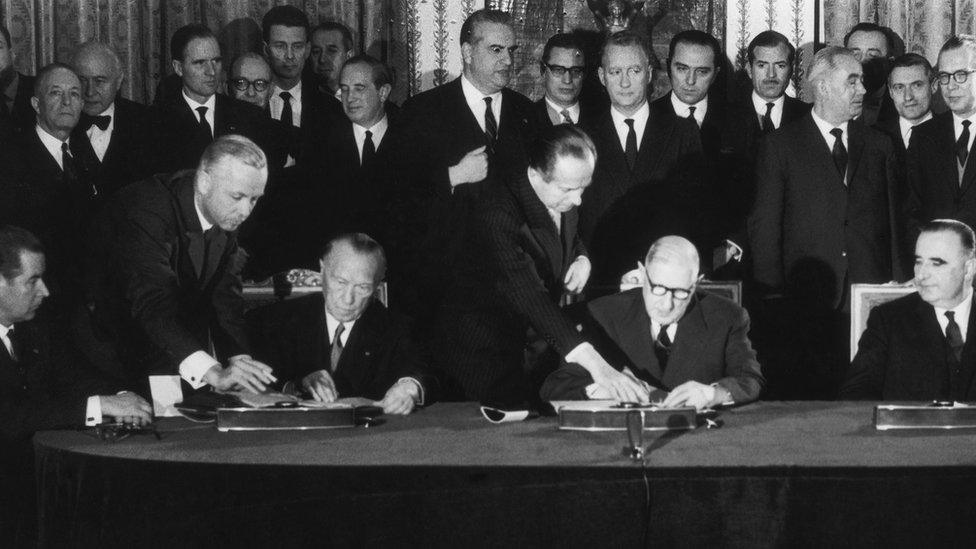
[247, 233, 436, 414]
[540, 236, 765, 409]
[0, 225, 153, 439]
[841, 219, 976, 400]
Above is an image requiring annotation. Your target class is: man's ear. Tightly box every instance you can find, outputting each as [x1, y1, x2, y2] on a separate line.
[378, 83, 392, 104]
[172, 59, 184, 78]
[598, 66, 607, 87]
[461, 43, 473, 67]
[30, 95, 39, 115]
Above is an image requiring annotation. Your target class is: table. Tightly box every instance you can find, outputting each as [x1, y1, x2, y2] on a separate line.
[33, 401, 976, 547]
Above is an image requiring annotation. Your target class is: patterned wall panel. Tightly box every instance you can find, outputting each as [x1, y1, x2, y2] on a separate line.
[727, 0, 818, 101]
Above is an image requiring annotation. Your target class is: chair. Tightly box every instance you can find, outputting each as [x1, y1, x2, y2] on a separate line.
[243, 269, 389, 311]
[849, 283, 916, 360]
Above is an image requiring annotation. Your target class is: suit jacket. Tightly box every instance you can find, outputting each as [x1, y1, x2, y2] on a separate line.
[287, 78, 344, 166]
[905, 112, 976, 248]
[151, 92, 283, 172]
[70, 97, 156, 197]
[540, 289, 765, 402]
[840, 292, 976, 400]
[387, 77, 538, 320]
[748, 114, 901, 308]
[86, 171, 249, 383]
[2, 73, 36, 136]
[431, 173, 587, 401]
[247, 294, 437, 402]
[579, 104, 709, 291]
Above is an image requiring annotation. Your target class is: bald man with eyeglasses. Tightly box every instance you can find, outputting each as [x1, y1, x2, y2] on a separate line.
[541, 236, 764, 409]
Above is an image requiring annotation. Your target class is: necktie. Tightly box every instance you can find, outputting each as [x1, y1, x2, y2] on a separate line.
[279, 91, 293, 127]
[958, 120, 971, 168]
[560, 109, 573, 125]
[2, 326, 16, 362]
[687, 105, 697, 124]
[830, 128, 847, 181]
[761, 102, 775, 134]
[196, 106, 212, 140]
[61, 142, 78, 185]
[946, 311, 964, 365]
[654, 324, 672, 370]
[362, 129, 375, 166]
[330, 323, 345, 371]
[484, 96, 497, 155]
[82, 114, 111, 131]
[624, 118, 638, 170]
[202, 227, 221, 280]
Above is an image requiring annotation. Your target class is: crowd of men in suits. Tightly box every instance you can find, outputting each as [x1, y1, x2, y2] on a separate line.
[6, 6, 976, 539]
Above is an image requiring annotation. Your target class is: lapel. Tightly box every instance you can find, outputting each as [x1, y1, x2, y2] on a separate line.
[956, 294, 976, 394]
[339, 122, 361, 170]
[782, 96, 809, 125]
[176, 178, 207, 281]
[664, 295, 707, 387]
[499, 87, 528, 140]
[334, 301, 381, 390]
[592, 110, 629, 183]
[561, 207, 579, 268]
[446, 78, 486, 149]
[633, 103, 674, 178]
[515, 175, 564, 278]
[846, 118, 867, 186]
[799, 115, 847, 189]
[617, 291, 663, 384]
[927, 113, 964, 196]
[914, 296, 951, 394]
[213, 95, 228, 136]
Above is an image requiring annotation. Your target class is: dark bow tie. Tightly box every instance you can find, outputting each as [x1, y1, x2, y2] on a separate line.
[82, 114, 111, 131]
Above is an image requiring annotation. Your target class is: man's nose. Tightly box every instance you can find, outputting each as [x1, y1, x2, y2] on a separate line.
[684, 70, 697, 86]
[765, 64, 776, 79]
[37, 280, 50, 298]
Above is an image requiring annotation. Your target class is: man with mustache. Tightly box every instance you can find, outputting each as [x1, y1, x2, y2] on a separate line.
[388, 9, 538, 327]
[151, 24, 276, 172]
[748, 46, 901, 398]
[85, 135, 277, 395]
[905, 35, 976, 249]
[841, 219, 976, 400]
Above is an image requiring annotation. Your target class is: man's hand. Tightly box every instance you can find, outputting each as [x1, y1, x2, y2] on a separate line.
[204, 355, 276, 393]
[619, 261, 644, 289]
[302, 369, 338, 402]
[661, 381, 720, 410]
[448, 146, 488, 187]
[712, 241, 742, 271]
[100, 392, 153, 425]
[564, 256, 591, 294]
[379, 380, 419, 415]
[571, 343, 649, 402]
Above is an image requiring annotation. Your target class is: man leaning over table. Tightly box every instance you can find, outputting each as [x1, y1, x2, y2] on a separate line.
[541, 236, 765, 409]
[247, 233, 437, 415]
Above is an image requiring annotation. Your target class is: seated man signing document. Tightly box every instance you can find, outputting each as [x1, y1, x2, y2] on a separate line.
[541, 236, 765, 409]
[248, 234, 436, 414]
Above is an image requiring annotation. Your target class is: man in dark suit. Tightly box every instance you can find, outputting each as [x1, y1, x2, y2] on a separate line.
[748, 46, 900, 398]
[228, 52, 273, 109]
[845, 22, 898, 126]
[86, 135, 276, 394]
[6, 63, 97, 312]
[720, 31, 811, 266]
[69, 41, 155, 197]
[431, 125, 647, 405]
[308, 22, 354, 98]
[0, 225, 151, 543]
[906, 35, 976, 249]
[534, 33, 587, 127]
[248, 234, 435, 414]
[841, 219, 976, 400]
[875, 53, 936, 158]
[541, 236, 764, 408]
[0, 24, 35, 135]
[388, 9, 538, 323]
[152, 24, 279, 172]
[579, 30, 707, 293]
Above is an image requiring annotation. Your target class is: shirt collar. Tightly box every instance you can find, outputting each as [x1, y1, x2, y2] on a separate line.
[35, 124, 69, 165]
[324, 309, 358, 343]
[610, 99, 649, 127]
[352, 113, 389, 142]
[670, 92, 708, 121]
[751, 91, 784, 115]
[0, 323, 10, 336]
[934, 287, 974, 327]
[272, 80, 302, 101]
[182, 89, 216, 112]
[544, 97, 580, 121]
[952, 111, 976, 134]
[810, 109, 848, 144]
[461, 74, 502, 108]
[193, 194, 214, 232]
[91, 102, 116, 131]
[899, 112, 931, 140]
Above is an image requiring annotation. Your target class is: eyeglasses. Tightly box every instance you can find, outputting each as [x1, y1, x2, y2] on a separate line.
[646, 279, 694, 300]
[937, 69, 976, 85]
[229, 77, 270, 92]
[544, 63, 586, 79]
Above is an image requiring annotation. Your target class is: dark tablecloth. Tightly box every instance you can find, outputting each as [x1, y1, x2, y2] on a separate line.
[33, 401, 976, 547]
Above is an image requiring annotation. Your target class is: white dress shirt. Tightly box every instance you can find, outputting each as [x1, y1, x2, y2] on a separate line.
[935, 289, 974, 342]
[544, 97, 580, 125]
[352, 115, 389, 163]
[609, 100, 650, 151]
[751, 92, 785, 129]
[325, 310, 356, 347]
[270, 81, 303, 127]
[461, 74, 502, 133]
[899, 113, 932, 149]
[0, 323, 14, 359]
[650, 321, 678, 343]
[670, 92, 708, 127]
[182, 91, 216, 137]
[35, 125, 70, 169]
[86, 102, 115, 161]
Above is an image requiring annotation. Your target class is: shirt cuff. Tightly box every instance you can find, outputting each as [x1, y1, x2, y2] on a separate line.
[179, 351, 220, 389]
[711, 383, 735, 406]
[85, 396, 102, 426]
[564, 342, 592, 364]
[725, 239, 744, 262]
[396, 377, 424, 405]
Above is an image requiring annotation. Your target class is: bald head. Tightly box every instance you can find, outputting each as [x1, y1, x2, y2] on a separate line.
[644, 236, 700, 277]
[70, 41, 123, 116]
[642, 236, 700, 325]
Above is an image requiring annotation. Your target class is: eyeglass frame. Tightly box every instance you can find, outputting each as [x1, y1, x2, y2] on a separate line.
[936, 69, 976, 86]
[229, 77, 271, 93]
[542, 62, 586, 79]
[641, 265, 698, 301]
